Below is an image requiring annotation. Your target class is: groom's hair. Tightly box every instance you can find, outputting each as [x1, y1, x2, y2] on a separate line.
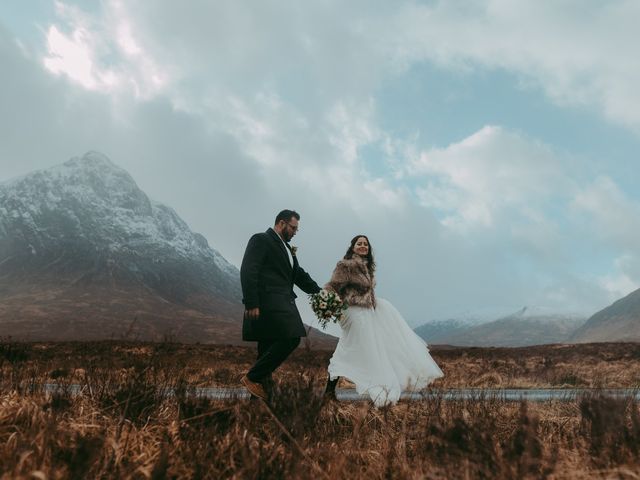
[274, 209, 300, 225]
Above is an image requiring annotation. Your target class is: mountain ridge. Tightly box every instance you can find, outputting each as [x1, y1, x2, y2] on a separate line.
[0, 152, 336, 347]
[416, 306, 586, 347]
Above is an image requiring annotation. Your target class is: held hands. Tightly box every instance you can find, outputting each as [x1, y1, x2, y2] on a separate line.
[245, 308, 260, 320]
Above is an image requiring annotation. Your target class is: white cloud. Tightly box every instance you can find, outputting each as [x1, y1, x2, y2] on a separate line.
[44, 25, 102, 89]
[326, 100, 379, 165]
[382, 0, 640, 133]
[404, 123, 640, 309]
[599, 271, 638, 303]
[40, 0, 405, 216]
[410, 125, 569, 231]
[42, 0, 168, 97]
[572, 176, 640, 252]
[594, 255, 640, 303]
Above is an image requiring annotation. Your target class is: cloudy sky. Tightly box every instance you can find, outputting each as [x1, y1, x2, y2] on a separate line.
[1, 0, 639, 326]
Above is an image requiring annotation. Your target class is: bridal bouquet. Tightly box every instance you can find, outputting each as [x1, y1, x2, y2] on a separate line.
[309, 289, 348, 329]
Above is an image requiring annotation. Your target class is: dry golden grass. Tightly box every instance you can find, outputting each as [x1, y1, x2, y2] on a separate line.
[2, 339, 640, 478]
[4, 340, 640, 389]
[435, 343, 640, 389]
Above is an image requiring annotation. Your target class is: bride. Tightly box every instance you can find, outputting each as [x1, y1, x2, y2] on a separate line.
[323, 235, 443, 406]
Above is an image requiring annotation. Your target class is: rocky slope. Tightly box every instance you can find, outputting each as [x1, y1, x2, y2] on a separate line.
[571, 288, 640, 342]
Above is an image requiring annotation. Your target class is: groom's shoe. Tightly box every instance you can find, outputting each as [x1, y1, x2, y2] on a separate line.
[242, 375, 268, 401]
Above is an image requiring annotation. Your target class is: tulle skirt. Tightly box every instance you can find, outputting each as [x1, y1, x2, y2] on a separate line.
[328, 298, 444, 407]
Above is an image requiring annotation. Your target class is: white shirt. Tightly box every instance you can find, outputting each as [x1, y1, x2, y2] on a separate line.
[278, 233, 293, 267]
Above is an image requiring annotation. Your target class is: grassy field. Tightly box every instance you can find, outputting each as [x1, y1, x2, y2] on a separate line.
[2, 340, 640, 478]
[4, 340, 640, 389]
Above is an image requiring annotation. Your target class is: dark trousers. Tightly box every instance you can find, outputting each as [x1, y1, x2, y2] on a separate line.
[247, 337, 301, 383]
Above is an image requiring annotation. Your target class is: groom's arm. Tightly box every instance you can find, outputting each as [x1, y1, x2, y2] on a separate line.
[240, 234, 268, 309]
[294, 266, 321, 294]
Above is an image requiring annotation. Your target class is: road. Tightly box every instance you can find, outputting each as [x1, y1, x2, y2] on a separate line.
[37, 384, 640, 402]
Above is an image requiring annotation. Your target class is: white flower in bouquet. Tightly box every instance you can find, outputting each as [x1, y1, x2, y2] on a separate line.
[309, 288, 348, 329]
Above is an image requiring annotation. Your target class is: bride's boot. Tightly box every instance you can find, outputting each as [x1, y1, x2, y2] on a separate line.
[323, 376, 339, 402]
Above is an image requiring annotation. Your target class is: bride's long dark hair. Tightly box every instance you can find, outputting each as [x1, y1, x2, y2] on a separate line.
[344, 235, 376, 274]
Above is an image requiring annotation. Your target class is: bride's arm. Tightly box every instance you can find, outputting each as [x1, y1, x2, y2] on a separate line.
[325, 260, 350, 295]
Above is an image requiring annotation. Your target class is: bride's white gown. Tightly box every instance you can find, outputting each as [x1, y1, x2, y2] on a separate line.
[328, 298, 443, 407]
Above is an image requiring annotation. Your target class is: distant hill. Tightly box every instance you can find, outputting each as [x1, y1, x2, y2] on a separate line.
[414, 318, 478, 344]
[416, 307, 586, 347]
[571, 288, 640, 342]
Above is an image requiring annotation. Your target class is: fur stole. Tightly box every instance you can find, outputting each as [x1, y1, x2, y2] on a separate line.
[325, 255, 376, 309]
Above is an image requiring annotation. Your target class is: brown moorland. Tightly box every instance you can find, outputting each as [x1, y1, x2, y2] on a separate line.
[3, 340, 640, 389]
[1, 340, 640, 478]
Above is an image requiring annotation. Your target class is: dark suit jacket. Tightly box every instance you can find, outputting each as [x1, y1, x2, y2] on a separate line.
[240, 228, 320, 341]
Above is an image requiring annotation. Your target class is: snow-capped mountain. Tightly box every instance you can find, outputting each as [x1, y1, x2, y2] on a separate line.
[0, 151, 237, 277]
[0, 152, 245, 342]
[414, 318, 480, 344]
[413, 307, 523, 344]
[415, 306, 586, 347]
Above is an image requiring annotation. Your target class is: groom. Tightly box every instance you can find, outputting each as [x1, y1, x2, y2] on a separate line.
[240, 209, 321, 400]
